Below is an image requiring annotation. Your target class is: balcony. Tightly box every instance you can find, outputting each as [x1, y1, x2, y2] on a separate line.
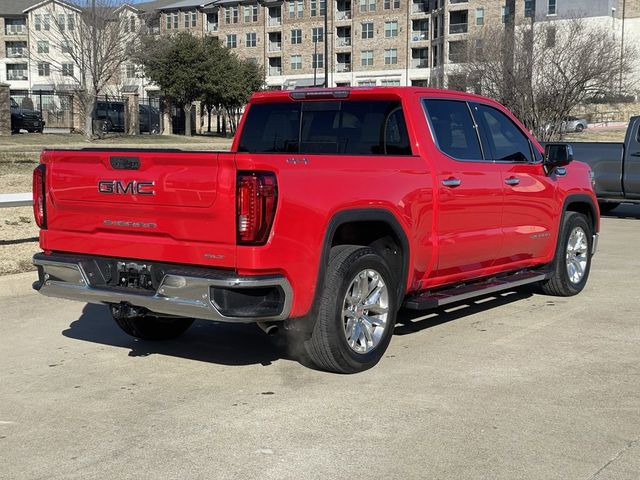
[269, 42, 282, 52]
[7, 71, 28, 81]
[207, 22, 218, 32]
[449, 22, 468, 34]
[336, 63, 351, 73]
[336, 10, 351, 21]
[336, 37, 351, 47]
[412, 1, 428, 13]
[411, 59, 428, 69]
[4, 25, 26, 36]
[411, 31, 428, 41]
[269, 66, 282, 76]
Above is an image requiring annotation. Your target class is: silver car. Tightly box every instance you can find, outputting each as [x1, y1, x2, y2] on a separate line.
[562, 116, 588, 133]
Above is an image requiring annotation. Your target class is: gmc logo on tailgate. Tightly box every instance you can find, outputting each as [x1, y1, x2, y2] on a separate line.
[98, 180, 155, 196]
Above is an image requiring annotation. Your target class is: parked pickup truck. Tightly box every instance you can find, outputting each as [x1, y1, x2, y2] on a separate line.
[563, 116, 640, 213]
[32, 87, 599, 373]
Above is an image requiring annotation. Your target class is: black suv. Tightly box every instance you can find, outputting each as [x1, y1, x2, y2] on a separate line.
[11, 98, 45, 133]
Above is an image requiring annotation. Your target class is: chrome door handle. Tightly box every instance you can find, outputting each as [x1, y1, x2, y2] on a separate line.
[442, 178, 462, 187]
[504, 177, 520, 186]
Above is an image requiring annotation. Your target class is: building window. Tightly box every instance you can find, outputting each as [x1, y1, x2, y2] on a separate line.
[383, 0, 400, 9]
[244, 4, 258, 22]
[359, 0, 376, 12]
[384, 48, 398, 65]
[289, 0, 304, 18]
[358, 80, 376, 86]
[246, 32, 257, 47]
[37, 41, 49, 54]
[380, 79, 400, 86]
[501, 5, 508, 23]
[58, 14, 65, 31]
[291, 29, 302, 44]
[226, 6, 239, 24]
[34, 15, 41, 31]
[361, 22, 373, 39]
[38, 62, 50, 77]
[62, 63, 74, 77]
[291, 54, 302, 70]
[129, 15, 134, 32]
[384, 21, 398, 38]
[361, 50, 374, 66]
[548, 0, 556, 15]
[312, 53, 324, 68]
[475, 8, 484, 26]
[524, 0, 534, 17]
[173, 12, 179, 28]
[61, 40, 72, 54]
[227, 34, 237, 48]
[126, 64, 136, 78]
[43, 14, 50, 31]
[312, 27, 324, 43]
[69, 14, 76, 32]
[311, 0, 326, 16]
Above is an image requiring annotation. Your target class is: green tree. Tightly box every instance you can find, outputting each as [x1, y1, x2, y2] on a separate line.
[136, 32, 206, 136]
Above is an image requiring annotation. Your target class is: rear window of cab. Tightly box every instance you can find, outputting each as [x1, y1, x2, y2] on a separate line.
[238, 100, 411, 155]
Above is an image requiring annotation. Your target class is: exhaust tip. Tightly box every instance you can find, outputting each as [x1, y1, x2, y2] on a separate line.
[257, 322, 279, 336]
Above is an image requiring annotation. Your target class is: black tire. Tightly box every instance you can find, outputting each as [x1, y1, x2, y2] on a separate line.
[110, 305, 194, 340]
[598, 202, 619, 215]
[540, 212, 593, 296]
[575, 124, 585, 132]
[304, 246, 398, 374]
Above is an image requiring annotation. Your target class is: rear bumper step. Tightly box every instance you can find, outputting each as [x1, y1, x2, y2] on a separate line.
[403, 270, 550, 311]
[33, 252, 292, 323]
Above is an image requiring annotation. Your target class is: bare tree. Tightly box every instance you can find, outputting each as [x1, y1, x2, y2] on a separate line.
[32, 0, 140, 140]
[460, 18, 637, 141]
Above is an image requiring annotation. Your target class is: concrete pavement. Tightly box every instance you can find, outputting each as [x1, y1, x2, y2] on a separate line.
[1, 207, 639, 480]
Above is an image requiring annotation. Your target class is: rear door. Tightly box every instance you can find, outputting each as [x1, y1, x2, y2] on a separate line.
[422, 98, 504, 280]
[472, 102, 556, 265]
[43, 149, 237, 268]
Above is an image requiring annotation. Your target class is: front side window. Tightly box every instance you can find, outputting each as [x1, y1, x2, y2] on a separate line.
[423, 99, 483, 161]
[238, 100, 411, 155]
[474, 103, 533, 162]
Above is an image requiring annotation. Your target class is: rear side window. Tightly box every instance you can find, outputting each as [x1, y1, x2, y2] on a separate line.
[238, 100, 411, 155]
[474, 104, 533, 163]
[423, 99, 483, 161]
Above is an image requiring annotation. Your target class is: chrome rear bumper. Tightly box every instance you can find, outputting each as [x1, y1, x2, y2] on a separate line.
[33, 253, 292, 323]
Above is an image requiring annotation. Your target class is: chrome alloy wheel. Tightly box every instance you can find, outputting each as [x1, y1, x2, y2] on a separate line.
[342, 269, 389, 354]
[566, 226, 589, 284]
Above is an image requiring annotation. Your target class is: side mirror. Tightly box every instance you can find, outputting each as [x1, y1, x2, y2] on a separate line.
[544, 143, 573, 174]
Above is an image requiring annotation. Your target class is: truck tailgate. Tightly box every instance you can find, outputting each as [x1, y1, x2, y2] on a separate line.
[40, 149, 237, 269]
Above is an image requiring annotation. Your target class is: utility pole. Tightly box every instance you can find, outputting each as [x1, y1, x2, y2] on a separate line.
[324, 0, 328, 87]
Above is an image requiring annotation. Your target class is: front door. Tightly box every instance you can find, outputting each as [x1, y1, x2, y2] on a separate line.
[472, 103, 556, 266]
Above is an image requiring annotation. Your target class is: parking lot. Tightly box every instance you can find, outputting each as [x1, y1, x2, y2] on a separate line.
[1, 206, 639, 480]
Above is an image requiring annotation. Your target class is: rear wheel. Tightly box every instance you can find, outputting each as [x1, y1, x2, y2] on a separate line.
[110, 305, 194, 340]
[540, 212, 593, 296]
[304, 246, 398, 374]
[575, 124, 585, 132]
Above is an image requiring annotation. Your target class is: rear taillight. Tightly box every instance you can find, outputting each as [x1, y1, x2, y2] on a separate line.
[237, 172, 277, 245]
[33, 164, 46, 229]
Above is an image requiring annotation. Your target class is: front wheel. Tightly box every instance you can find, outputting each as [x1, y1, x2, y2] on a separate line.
[540, 212, 593, 296]
[304, 246, 398, 374]
[110, 305, 194, 340]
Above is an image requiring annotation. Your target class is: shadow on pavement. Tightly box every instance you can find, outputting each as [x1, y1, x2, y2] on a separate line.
[63, 303, 294, 367]
[395, 288, 534, 335]
[62, 286, 538, 367]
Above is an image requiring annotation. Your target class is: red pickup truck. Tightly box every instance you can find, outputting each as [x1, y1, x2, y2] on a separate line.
[32, 87, 599, 373]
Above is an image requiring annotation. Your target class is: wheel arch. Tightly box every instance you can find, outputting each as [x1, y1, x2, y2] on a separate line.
[562, 194, 599, 233]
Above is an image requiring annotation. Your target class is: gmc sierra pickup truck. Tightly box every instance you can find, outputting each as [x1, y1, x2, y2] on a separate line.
[562, 116, 640, 213]
[32, 87, 599, 373]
